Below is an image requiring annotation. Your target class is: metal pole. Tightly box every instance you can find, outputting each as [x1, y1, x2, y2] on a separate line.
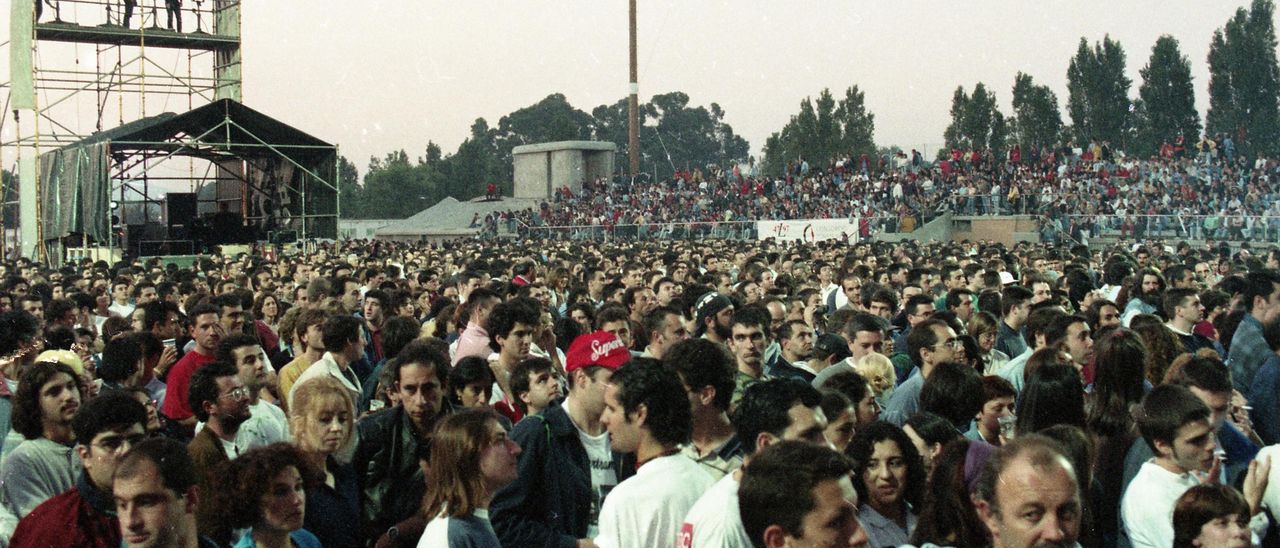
[627, 0, 639, 178]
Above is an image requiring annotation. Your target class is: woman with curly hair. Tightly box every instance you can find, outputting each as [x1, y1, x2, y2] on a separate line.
[846, 421, 927, 548]
[211, 443, 321, 548]
[1131, 313, 1186, 384]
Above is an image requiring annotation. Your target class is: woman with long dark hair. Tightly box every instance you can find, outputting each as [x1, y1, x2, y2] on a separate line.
[846, 421, 927, 548]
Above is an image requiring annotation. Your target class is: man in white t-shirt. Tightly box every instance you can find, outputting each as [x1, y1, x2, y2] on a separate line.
[1122, 384, 1268, 547]
[680, 378, 831, 548]
[596, 359, 714, 548]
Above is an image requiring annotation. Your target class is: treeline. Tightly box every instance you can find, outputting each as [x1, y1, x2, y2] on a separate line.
[339, 92, 750, 219]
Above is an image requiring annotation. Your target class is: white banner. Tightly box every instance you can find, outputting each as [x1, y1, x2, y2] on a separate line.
[757, 218, 859, 243]
[10, 0, 34, 110]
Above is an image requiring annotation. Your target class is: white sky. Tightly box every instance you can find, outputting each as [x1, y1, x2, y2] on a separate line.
[3, 1, 1266, 177]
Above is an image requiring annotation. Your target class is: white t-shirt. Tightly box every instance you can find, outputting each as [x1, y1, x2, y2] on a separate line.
[195, 399, 291, 452]
[1121, 460, 1202, 548]
[680, 472, 750, 548]
[596, 453, 714, 548]
[575, 409, 615, 538]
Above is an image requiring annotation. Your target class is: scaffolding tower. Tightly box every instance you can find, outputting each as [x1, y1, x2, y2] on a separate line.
[1, 0, 242, 261]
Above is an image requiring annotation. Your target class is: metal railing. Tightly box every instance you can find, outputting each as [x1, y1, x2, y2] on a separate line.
[1062, 214, 1280, 243]
[476, 215, 925, 242]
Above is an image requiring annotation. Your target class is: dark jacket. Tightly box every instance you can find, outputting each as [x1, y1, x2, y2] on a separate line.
[354, 405, 436, 545]
[490, 402, 634, 548]
[187, 426, 230, 540]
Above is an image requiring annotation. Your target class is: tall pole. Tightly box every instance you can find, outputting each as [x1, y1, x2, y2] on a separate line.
[628, 0, 640, 178]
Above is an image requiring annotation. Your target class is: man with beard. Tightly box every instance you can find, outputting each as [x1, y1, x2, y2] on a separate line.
[11, 393, 146, 548]
[0, 363, 84, 535]
[771, 320, 815, 382]
[354, 340, 451, 544]
[207, 334, 288, 450]
[185, 361, 251, 536]
[695, 293, 734, 345]
[1121, 268, 1166, 327]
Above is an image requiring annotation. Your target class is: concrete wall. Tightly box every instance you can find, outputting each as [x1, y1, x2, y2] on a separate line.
[512, 141, 616, 199]
[513, 154, 548, 199]
[950, 216, 1041, 245]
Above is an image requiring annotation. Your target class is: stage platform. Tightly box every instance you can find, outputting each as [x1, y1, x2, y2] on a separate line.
[36, 21, 238, 50]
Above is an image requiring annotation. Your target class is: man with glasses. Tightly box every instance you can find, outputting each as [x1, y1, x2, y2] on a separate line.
[185, 361, 251, 535]
[881, 319, 961, 426]
[11, 393, 147, 548]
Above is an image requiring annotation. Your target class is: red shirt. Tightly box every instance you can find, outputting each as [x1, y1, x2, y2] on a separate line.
[10, 478, 119, 548]
[162, 348, 217, 420]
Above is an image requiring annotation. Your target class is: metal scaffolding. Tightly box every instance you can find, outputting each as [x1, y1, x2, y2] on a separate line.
[2, 0, 243, 261]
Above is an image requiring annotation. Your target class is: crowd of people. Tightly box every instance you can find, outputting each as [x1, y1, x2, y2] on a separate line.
[482, 136, 1280, 246]
[2, 231, 1280, 547]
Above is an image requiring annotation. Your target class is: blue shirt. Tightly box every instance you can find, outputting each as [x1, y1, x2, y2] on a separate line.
[1230, 314, 1270, 393]
[881, 368, 923, 426]
[232, 529, 321, 548]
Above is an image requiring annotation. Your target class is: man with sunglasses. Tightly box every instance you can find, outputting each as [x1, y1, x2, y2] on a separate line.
[881, 319, 961, 426]
[11, 392, 147, 548]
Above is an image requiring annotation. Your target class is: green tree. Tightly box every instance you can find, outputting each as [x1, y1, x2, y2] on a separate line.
[835, 85, 876, 160]
[1010, 72, 1064, 151]
[1067, 35, 1132, 146]
[763, 85, 876, 176]
[336, 156, 364, 218]
[1134, 36, 1200, 156]
[492, 93, 594, 180]
[442, 118, 505, 198]
[361, 150, 437, 219]
[589, 92, 748, 179]
[944, 82, 1006, 153]
[1207, 0, 1280, 156]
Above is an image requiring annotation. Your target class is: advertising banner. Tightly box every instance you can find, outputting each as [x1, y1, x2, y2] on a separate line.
[757, 218, 859, 243]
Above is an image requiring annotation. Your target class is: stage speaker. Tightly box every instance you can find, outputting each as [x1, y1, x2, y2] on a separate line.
[167, 193, 197, 227]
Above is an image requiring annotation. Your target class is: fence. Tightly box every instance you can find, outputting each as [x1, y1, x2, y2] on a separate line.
[1063, 214, 1280, 244]
[488, 215, 921, 242]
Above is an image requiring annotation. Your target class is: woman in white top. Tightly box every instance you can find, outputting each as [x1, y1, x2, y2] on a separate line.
[418, 408, 522, 548]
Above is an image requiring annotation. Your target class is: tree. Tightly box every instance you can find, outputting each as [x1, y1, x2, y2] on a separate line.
[1133, 36, 1200, 157]
[492, 93, 594, 181]
[1066, 35, 1132, 146]
[943, 82, 1006, 154]
[361, 150, 438, 219]
[336, 156, 364, 218]
[589, 92, 749, 179]
[1207, 0, 1280, 156]
[1010, 72, 1064, 151]
[763, 85, 876, 175]
[835, 86, 876, 161]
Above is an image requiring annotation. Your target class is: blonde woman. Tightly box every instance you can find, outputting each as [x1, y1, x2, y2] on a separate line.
[853, 352, 896, 407]
[288, 377, 360, 548]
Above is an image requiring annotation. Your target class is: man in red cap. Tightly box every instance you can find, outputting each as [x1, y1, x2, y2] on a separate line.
[492, 331, 634, 548]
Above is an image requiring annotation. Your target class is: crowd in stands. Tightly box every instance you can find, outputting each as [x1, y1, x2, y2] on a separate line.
[483, 134, 1280, 245]
[4, 231, 1280, 546]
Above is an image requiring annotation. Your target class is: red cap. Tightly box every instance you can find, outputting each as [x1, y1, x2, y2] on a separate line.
[565, 331, 631, 374]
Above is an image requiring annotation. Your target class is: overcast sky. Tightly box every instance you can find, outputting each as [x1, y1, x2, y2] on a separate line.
[3, 1, 1266, 176]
